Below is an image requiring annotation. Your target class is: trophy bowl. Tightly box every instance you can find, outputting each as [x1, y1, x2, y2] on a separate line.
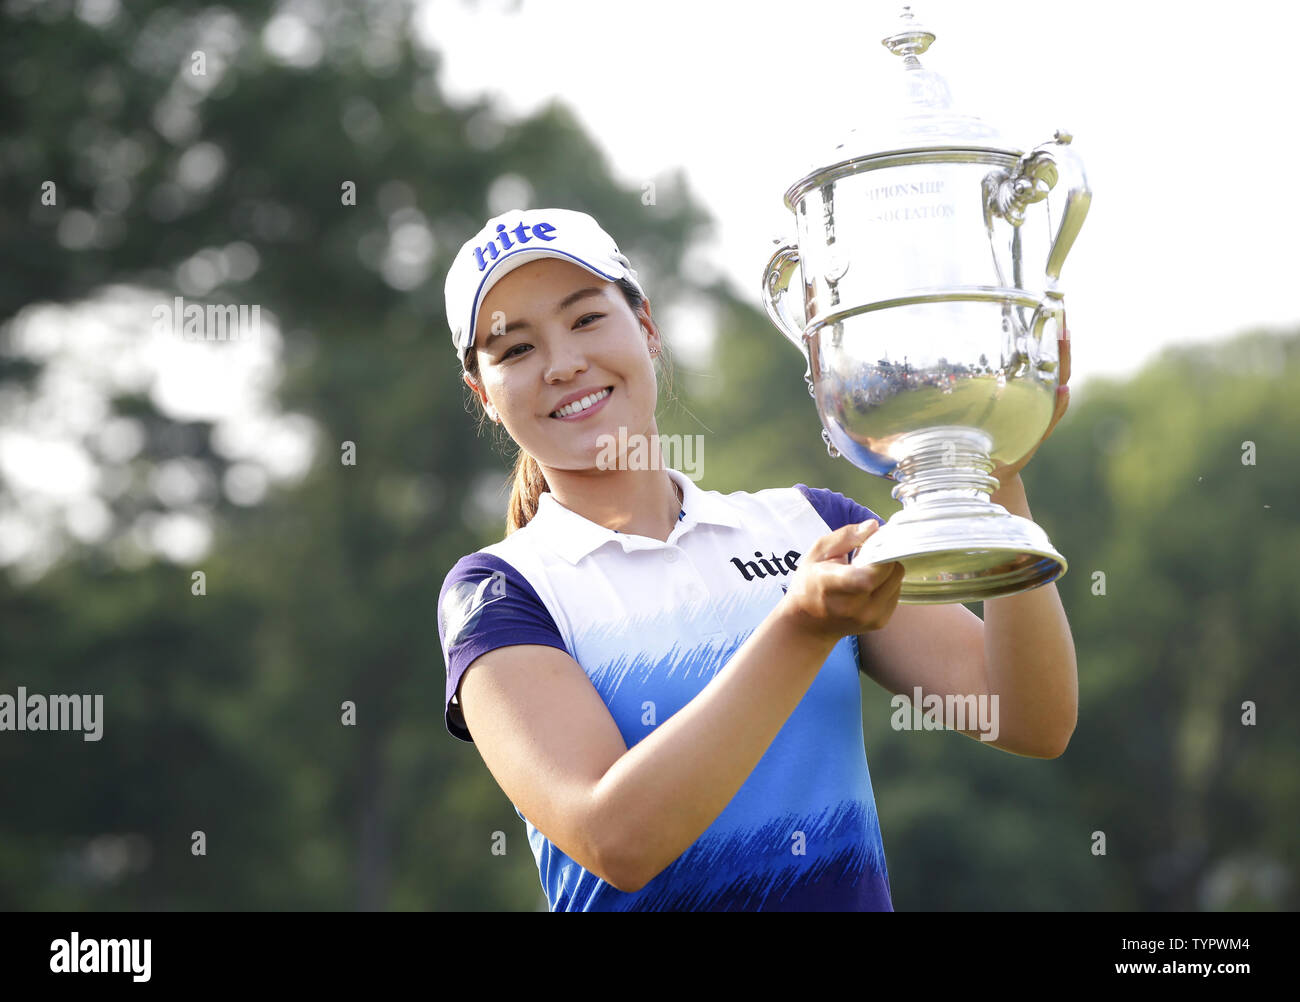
[762, 6, 1091, 605]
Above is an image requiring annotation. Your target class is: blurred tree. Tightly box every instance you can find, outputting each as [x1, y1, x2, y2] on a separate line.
[0, 0, 711, 911]
[1, 0, 1295, 913]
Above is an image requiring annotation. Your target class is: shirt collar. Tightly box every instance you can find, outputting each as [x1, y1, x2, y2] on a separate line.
[531, 466, 743, 565]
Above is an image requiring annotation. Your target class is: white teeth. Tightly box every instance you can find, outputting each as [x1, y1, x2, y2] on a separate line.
[553, 388, 610, 417]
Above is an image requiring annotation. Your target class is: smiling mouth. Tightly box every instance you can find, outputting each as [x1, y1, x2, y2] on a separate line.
[550, 386, 614, 419]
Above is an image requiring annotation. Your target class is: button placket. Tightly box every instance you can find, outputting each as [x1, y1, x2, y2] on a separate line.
[680, 551, 727, 635]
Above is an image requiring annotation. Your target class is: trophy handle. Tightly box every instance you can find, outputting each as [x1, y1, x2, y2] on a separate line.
[982, 130, 1091, 292]
[1030, 298, 1064, 341]
[761, 244, 808, 356]
[1041, 132, 1091, 289]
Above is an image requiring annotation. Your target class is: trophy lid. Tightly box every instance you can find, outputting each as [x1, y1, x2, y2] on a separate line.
[787, 6, 1016, 202]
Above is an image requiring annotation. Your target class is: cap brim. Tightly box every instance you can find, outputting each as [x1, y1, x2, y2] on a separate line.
[463, 248, 624, 352]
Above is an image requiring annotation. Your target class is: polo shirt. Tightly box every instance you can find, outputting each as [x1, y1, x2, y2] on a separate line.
[436, 466, 893, 911]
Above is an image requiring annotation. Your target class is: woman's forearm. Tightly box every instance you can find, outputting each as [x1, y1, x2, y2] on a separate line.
[590, 599, 840, 893]
[982, 474, 1079, 757]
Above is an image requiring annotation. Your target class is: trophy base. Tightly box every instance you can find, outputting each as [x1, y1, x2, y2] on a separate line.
[846, 427, 1067, 605]
[852, 502, 1067, 605]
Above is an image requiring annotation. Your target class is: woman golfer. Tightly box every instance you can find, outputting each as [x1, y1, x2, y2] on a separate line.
[437, 207, 1078, 911]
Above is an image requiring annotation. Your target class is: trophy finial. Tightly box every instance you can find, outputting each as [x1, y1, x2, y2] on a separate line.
[882, 5, 935, 65]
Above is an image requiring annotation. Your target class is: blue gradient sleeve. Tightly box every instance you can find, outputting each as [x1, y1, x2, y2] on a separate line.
[437, 553, 569, 743]
[794, 484, 883, 532]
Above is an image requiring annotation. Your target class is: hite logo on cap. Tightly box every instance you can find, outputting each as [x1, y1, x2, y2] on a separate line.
[472, 220, 558, 272]
[446, 207, 644, 368]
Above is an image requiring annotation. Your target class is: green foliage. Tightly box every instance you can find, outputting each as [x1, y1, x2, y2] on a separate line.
[1, 0, 1294, 912]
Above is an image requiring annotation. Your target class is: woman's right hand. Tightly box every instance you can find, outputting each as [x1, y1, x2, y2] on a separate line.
[779, 521, 905, 645]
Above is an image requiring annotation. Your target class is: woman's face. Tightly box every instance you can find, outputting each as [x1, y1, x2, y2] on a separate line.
[469, 257, 658, 471]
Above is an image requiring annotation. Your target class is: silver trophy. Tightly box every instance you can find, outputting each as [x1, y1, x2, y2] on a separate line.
[762, 5, 1091, 605]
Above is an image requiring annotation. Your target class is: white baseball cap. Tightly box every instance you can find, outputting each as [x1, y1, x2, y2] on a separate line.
[444, 208, 645, 372]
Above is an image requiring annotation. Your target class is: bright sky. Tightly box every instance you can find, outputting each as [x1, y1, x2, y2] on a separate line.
[418, 0, 1300, 391]
[6, 0, 1299, 579]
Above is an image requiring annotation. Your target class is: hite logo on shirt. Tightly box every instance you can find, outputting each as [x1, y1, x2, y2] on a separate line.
[441, 571, 508, 649]
[730, 549, 801, 584]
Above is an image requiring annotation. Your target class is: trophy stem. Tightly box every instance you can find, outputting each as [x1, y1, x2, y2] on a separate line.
[890, 426, 1000, 507]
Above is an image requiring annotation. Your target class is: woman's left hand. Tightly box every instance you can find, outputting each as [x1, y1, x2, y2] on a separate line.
[990, 329, 1071, 486]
